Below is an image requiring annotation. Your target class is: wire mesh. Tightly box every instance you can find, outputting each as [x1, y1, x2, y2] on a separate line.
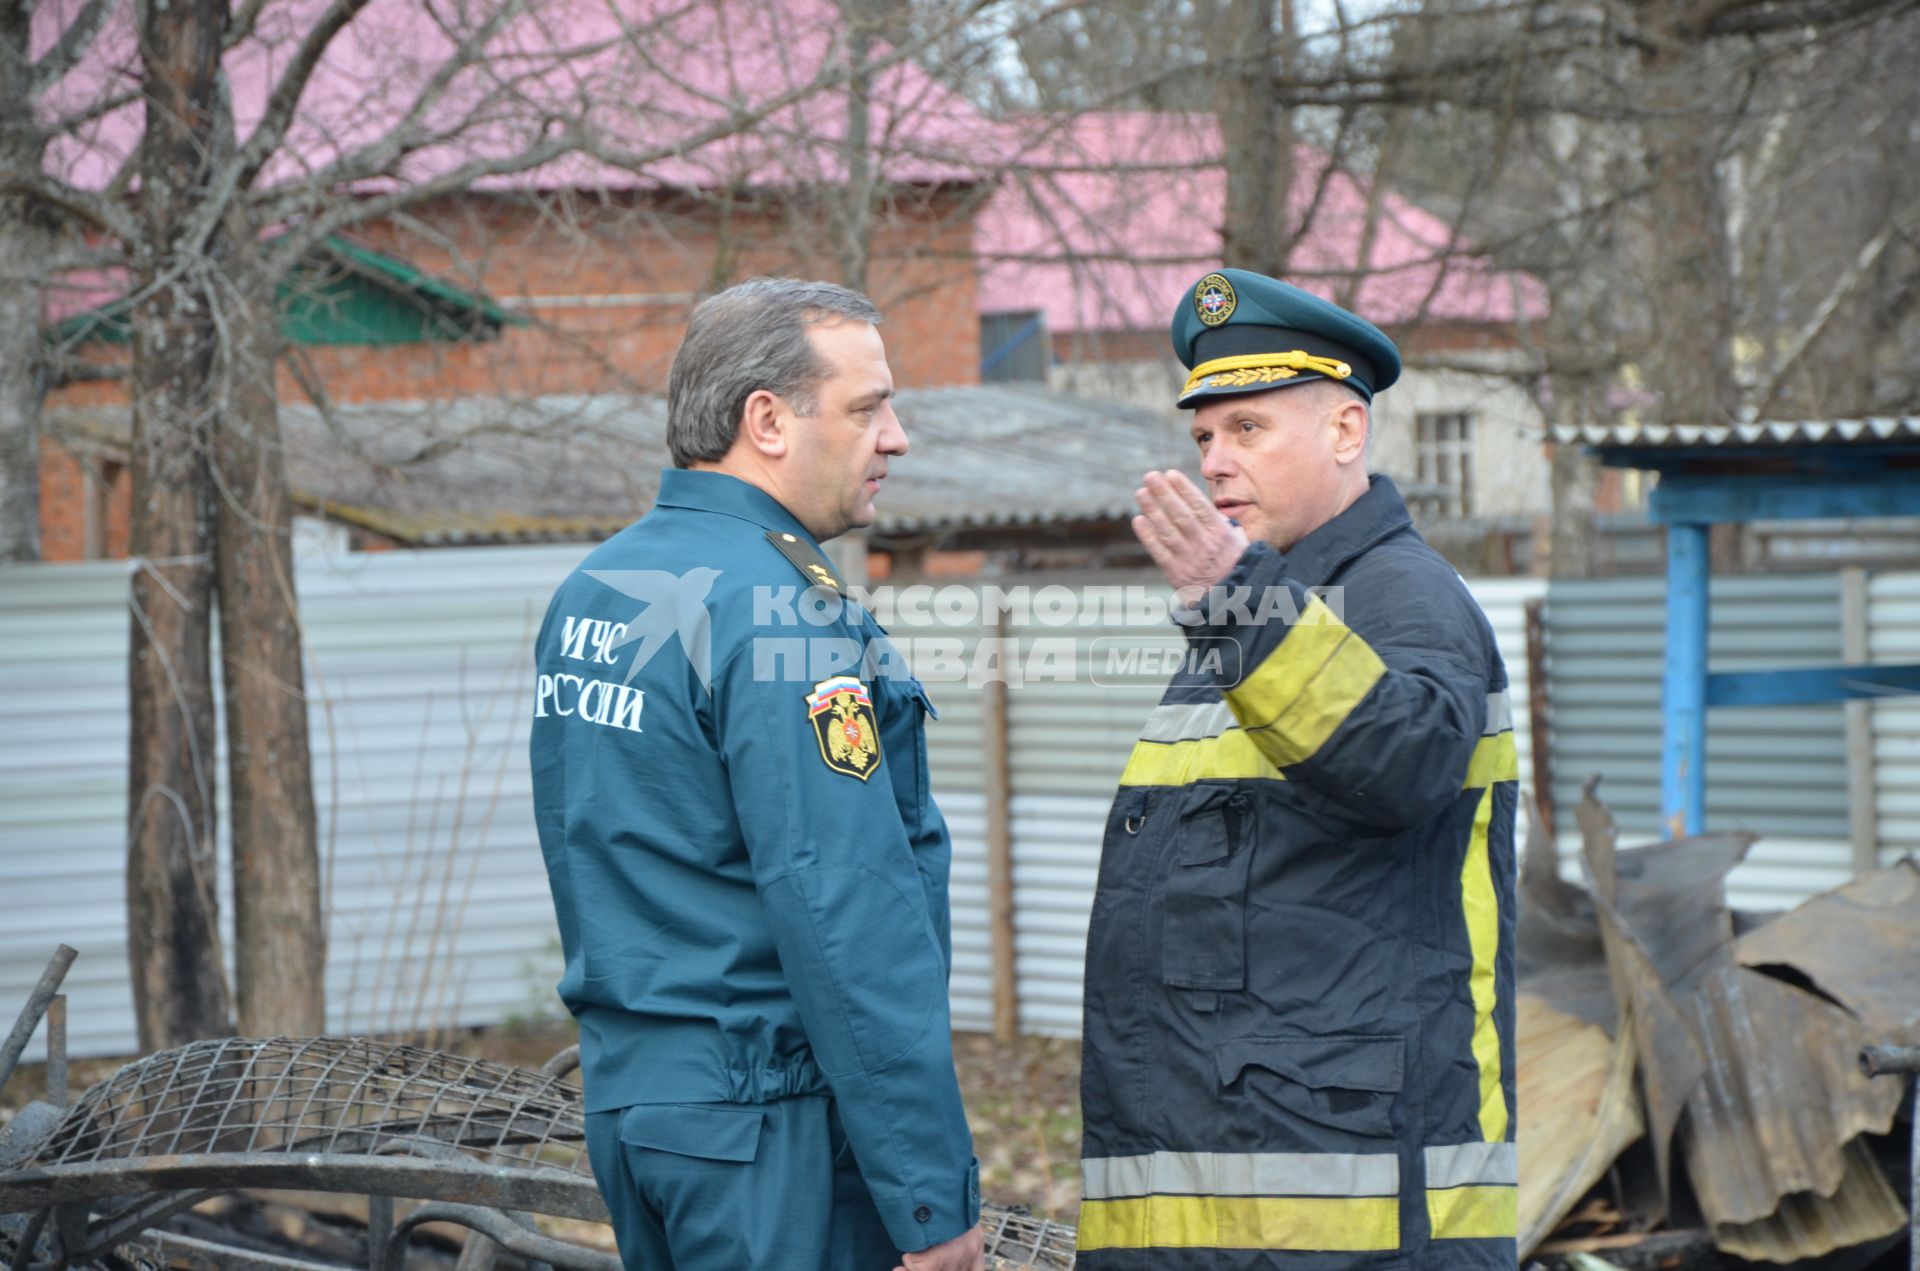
[982, 1203, 1077, 1269]
[32, 1037, 591, 1177]
[18, 1036, 1081, 1266]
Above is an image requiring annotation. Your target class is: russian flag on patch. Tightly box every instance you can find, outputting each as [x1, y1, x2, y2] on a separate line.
[806, 676, 870, 716]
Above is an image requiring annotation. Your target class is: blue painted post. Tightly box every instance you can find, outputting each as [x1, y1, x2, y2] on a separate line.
[1663, 523, 1710, 838]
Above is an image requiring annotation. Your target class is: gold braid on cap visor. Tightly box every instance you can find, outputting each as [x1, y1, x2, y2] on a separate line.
[1182, 351, 1354, 396]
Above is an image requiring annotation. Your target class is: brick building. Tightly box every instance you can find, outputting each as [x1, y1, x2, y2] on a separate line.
[36, 0, 991, 561]
[974, 113, 1560, 570]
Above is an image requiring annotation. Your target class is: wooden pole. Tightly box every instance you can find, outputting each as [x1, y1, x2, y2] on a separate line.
[1524, 598, 1555, 840]
[982, 606, 1017, 1042]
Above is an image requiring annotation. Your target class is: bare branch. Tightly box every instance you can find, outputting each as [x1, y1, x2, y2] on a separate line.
[232, 0, 378, 192]
[29, 0, 120, 94]
[1748, 222, 1900, 420]
[1701, 0, 1910, 37]
[0, 169, 140, 240]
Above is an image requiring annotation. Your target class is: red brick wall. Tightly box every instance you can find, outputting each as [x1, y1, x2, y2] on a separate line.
[310, 188, 982, 400]
[39, 439, 131, 563]
[40, 185, 986, 559]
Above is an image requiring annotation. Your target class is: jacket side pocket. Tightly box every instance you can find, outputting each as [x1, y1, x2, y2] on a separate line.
[1161, 788, 1255, 991]
[1216, 1034, 1405, 1142]
[618, 1102, 764, 1163]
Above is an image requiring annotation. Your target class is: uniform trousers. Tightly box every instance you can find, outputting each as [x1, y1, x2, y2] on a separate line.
[583, 1093, 899, 1270]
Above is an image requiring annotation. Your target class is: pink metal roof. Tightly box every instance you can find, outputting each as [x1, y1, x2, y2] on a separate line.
[975, 112, 1548, 333]
[38, 0, 992, 197]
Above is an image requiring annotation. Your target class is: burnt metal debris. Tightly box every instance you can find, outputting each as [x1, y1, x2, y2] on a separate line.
[1519, 781, 1919, 1265]
[0, 947, 1079, 1269]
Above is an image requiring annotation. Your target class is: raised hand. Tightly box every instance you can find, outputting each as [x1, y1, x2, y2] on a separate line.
[1131, 469, 1250, 607]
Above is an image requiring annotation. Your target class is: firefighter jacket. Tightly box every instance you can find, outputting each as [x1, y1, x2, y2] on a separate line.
[529, 468, 979, 1254]
[1079, 475, 1518, 1270]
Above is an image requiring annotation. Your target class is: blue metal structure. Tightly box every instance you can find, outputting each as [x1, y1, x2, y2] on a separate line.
[1555, 417, 1920, 837]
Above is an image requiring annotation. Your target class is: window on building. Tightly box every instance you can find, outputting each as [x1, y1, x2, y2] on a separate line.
[1414, 412, 1474, 519]
[979, 311, 1050, 384]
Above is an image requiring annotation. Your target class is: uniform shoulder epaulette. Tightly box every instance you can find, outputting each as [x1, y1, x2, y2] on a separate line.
[765, 530, 847, 595]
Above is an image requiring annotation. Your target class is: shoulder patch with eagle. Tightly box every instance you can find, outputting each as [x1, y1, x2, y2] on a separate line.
[806, 675, 881, 780]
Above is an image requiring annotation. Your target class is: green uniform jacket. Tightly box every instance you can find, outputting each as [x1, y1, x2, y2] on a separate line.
[530, 469, 979, 1253]
[1079, 476, 1518, 1270]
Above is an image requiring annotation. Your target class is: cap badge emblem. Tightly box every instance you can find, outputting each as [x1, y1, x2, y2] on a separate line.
[1195, 273, 1237, 326]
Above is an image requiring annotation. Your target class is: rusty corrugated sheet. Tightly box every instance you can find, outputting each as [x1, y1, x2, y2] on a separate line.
[1516, 992, 1643, 1256]
[1676, 965, 1906, 1260]
[1709, 1137, 1907, 1264]
[1566, 786, 1909, 1263]
[1576, 789, 1747, 1219]
[1735, 859, 1920, 1044]
[1516, 802, 1612, 1030]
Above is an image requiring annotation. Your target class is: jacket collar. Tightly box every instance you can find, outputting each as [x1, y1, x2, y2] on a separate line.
[1276, 474, 1414, 589]
[653, 468, 819, 545]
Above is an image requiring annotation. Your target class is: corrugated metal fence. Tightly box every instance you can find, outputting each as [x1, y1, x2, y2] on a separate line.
[5, 548, 1914, 1056]
[1540, 575, 1855, 910]
[1868, 571, 1920, 865]
[2, 547, 587, 1061]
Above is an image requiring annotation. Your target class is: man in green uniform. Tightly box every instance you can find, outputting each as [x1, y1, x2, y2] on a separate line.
[1078, 269, 1519, 1269]
[531, 278, 983, 1270]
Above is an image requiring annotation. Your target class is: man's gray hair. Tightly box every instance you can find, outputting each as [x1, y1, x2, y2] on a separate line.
[667, 277, 883, 468]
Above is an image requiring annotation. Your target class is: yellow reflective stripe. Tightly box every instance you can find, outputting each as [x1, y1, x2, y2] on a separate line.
[1120, 726, 1518, 789]
[1461, 784, 1507, 1141]
[1077, 1195, 1399, 1252]
[1118, 730, 1283, 787]
[1427, 1185, 1518, 1240]
[1463, 731, 1518, 789]
[1228, 595, 1386, 768]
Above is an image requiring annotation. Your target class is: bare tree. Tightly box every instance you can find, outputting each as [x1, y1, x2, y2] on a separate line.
[125, 0, 236, 1049]
[0, 1, 49, 564]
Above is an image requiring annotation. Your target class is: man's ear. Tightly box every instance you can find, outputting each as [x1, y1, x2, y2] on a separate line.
[1330, 396, 1369, 466]
[739, 389, 789, 458]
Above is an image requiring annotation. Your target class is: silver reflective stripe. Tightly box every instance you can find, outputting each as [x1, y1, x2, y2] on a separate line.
[1138, 700, 1239, 744]
[1143, 686, 1509, 740]
[1483, 690, 1513, 737]
[1083, 1150, 1400, 1200]
[1424, 1142, 1517, 1189]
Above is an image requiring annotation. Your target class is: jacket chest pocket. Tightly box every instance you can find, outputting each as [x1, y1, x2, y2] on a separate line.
[1161, 787, 1255, 991]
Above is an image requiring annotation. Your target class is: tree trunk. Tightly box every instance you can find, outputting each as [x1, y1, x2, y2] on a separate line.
[0, 7, 46, 563]
[1548, 441, 1602, 577]
[1638, 33, 1743, 568]
[0, 202, 46, 564]
[1215, 0, 1296, 274]
[126, 0, 234, 1052]
[216, 247, 325, 1038]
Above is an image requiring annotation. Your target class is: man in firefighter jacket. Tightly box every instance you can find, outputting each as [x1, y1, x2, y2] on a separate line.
[1078, 268, 1518, 1270]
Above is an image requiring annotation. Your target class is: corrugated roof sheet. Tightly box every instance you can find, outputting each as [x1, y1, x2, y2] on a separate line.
[1538, 786, 1913, 1262]
[49, 387, 1199, 544]
[1550, 416, 1920, 450]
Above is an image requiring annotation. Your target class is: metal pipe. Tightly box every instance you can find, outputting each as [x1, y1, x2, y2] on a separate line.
[386, 1203, 618, 1271]
[7, 1210, 48, 1271]
[366, 1194, 394, 1271]
[1861, 1045, 1920, 1077]
[44, 999, 65, 1109]
[1661, 523, 1710, 838]
[0, 948, 78, 1097]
